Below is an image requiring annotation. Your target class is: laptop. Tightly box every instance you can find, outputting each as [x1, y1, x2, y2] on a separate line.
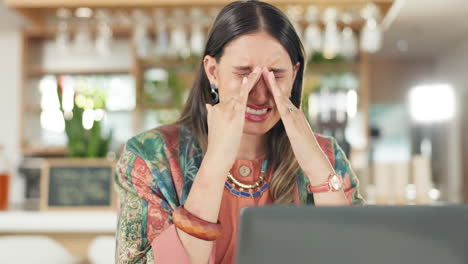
[236, 205, 468, 264]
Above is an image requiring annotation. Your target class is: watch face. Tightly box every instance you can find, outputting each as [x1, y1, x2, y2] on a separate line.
[330, 175, 342, 191]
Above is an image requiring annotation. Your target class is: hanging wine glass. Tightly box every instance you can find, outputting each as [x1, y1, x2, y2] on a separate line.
[55, 8, 71, 54]
[361, 18, 382, 53]
[74, 22, 93, 54]
[132, 9, 151, 58]
[190, 8, 205, 56]
[75, 7, 93, 19]
[360, 3, 382, 53]
[169, 8, 190, 58]
[115, 10, 132, 27]
[322, 7, 340, 59]
[95, 9, 113, 57]
[340, 12, 358, 59]
[286, 5, 303, 40]
[153, 9, 169, 58]
[56, 21, 69, 54]
[303, 5, 322, 58]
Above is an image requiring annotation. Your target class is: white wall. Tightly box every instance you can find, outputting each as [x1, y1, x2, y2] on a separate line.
[0, 0, 23, 32]
[0, 0, 24, 207]
[0, 28, 21, 154]
[0, 27, 23, 207]
[434, 34, 468, 203]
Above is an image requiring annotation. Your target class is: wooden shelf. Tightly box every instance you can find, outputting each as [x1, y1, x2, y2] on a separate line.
[27, 68, 131, 77]
[138, 57, 199, 70]
[6, 0, 395, 30]
[24, 23, 212, 40]
[21, 145, 68, 157]
[24, 105, 135, 114]
[307, 61, 359, 74]
[24, 25, 134, 40]
[6, 0, 394, 8]
[140, 105, 179, 111]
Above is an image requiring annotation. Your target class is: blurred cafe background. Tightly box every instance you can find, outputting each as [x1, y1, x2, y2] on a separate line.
[0, 0, 467, 263]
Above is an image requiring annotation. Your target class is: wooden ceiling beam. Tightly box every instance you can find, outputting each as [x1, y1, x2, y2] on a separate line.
[6, 0, 393, 8]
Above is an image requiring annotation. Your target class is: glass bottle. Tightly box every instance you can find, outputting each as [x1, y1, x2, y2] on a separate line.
[0, 145, 10, 210]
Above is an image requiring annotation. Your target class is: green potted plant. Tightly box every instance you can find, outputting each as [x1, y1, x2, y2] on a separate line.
[58, 76, 112, 158]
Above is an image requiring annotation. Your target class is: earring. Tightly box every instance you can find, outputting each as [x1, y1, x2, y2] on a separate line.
[210, 83, 219, 104]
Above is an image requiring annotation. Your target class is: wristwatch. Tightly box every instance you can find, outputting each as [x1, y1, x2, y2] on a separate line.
[307, 172, 343, 193]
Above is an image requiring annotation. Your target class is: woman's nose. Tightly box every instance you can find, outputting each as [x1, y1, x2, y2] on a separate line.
[249, 77, 271, 101]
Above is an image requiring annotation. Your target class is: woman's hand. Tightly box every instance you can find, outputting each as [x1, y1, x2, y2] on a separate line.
[182, 68, 261, 264]
[205, 67, 262, 169]
[261, 67, 334, 185]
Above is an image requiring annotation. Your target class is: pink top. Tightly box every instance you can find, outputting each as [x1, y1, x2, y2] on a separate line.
[152, 154, 301, 264]
[115, 124, 363, 264]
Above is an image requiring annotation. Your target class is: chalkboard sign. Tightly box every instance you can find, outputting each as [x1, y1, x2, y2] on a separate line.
[40, 158, 116, 211]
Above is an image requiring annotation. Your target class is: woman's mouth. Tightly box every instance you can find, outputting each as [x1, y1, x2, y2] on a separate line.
[245, 105, 272, 122]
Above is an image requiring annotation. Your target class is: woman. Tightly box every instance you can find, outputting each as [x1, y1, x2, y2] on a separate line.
[115, 1, 365, 263]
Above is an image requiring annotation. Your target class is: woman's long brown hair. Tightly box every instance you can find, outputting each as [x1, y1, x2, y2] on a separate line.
[177, 0, 305, 204]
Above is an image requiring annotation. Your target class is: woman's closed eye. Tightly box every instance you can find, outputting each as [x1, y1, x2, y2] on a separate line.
[234, 72, 283, 79]
[236, 72, 250, 77]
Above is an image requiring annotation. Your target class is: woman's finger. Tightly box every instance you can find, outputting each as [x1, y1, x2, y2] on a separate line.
[239, 67, 262, 103]
[262, 68, 283, 98]
[263, 68, 298, 120]
[262, 68, 296, 116]
[239, 76, 249, 100]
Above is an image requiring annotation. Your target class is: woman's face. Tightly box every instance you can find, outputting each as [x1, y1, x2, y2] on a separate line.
[204, 31, 299, 136]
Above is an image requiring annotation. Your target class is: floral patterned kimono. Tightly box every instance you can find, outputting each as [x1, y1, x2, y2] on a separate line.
[114, 123, 365, 263]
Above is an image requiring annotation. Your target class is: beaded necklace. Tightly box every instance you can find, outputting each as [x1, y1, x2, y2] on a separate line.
[224, 159, 269, 198]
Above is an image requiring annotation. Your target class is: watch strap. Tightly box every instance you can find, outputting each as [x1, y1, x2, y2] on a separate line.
[307, 182, 330, 193]
[307, 172, 342, 194]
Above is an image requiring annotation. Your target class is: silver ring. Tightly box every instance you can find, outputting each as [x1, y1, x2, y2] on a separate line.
[288, 107, 294, 113]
